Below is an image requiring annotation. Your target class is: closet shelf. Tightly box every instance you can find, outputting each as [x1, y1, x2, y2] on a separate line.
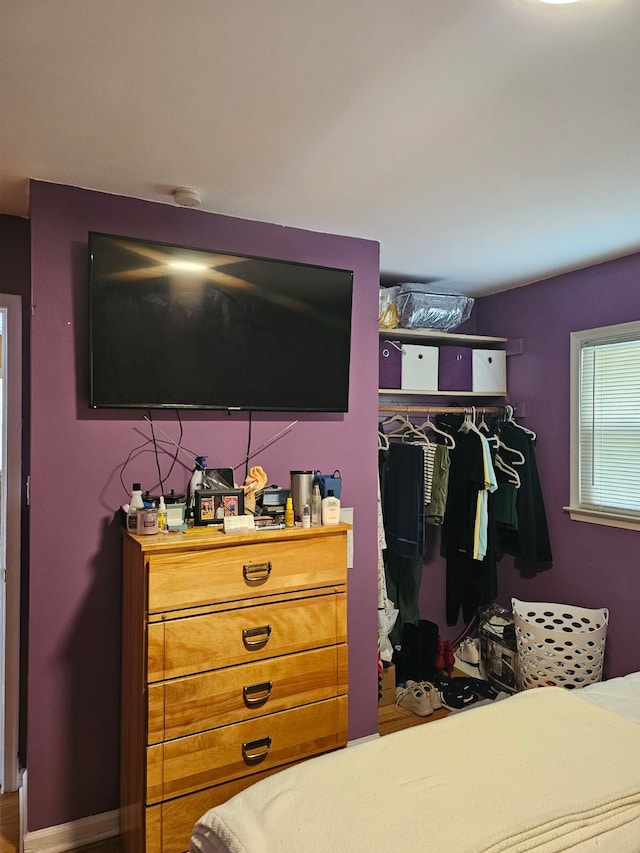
[379, 388, 506, 398]
[379, 329, 507, 346]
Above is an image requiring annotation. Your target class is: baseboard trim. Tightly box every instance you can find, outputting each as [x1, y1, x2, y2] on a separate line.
[347, 732, 380, 747]
[23, 808, 120, 853]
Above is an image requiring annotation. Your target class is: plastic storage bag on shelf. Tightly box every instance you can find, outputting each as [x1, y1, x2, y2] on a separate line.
[379, 286, 399, 329]
[396, 283, 474, 331]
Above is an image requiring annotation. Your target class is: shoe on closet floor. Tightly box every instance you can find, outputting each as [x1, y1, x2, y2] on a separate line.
[436, 676, 478, 711]
[457, 637, 480, 666]
[396, 680, 433, 716]
[419, 680, 442, 711]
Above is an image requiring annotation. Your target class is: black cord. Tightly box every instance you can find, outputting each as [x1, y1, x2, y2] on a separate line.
[119, 437, 153, 495]
[120, 410, 192, 500]
[147, 410, 166, 497]
[245, 412, 253, 483]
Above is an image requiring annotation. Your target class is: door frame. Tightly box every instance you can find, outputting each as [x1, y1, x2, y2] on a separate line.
[2, 294, 22, 791]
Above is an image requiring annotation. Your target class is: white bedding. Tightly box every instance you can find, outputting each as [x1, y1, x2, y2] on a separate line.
[190, 685, 640, 853]
[577, 670, 640, 724]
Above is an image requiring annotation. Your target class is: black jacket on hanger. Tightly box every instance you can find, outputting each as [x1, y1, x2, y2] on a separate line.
[498, 423, 552, 565]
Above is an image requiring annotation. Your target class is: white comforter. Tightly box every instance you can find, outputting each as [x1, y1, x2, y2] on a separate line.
[190, 687, 640, 853]
[577, 670, 640, 724]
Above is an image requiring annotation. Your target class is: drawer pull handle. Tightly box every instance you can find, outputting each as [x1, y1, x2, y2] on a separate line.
[243, 562, 272, 583]
[242, 736, 272, 763]
[243, 681, 273, 706]
[242, 625, 272, 647]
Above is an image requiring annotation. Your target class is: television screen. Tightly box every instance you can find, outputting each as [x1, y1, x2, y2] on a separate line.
[88, 232, 354, 412]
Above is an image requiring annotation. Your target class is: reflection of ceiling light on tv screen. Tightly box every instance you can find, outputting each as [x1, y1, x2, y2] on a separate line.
[168, 260, 208, 272]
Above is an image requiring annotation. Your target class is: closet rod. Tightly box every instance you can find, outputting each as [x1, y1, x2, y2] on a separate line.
[378, 404, 503, 415]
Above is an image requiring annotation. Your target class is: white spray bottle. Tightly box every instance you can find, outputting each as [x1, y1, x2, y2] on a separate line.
[188, 456, 208, 516]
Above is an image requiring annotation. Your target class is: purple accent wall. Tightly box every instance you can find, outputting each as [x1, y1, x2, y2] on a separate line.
[475, 256, 640, 680]
[24, 181, 640, 833]
[28, 182, 380, 831]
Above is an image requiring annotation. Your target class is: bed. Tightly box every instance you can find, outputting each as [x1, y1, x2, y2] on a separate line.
[190, 673, 640, 853]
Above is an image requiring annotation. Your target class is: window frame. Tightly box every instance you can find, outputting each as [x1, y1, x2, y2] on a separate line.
[567, 319, 640, 531]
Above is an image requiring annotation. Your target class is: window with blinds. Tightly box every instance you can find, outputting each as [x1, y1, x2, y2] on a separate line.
[569, 320, 640, 528]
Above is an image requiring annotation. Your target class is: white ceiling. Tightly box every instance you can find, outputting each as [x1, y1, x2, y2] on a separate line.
[2, 0, 639, 295]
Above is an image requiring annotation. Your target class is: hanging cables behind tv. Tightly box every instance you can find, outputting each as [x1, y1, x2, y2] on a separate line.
[119, 436, 155, 495]
[120, 411, 193, 499]
[245, 412, 253, 484]
[147, 411, 166, 497]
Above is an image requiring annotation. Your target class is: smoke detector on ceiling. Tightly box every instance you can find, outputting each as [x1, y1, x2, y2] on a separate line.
[172, 187, 202, 208]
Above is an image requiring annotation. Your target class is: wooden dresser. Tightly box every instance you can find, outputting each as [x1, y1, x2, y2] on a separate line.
[121, 523, 349, 853]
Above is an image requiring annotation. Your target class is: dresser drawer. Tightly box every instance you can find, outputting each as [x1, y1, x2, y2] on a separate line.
[148, 592, 346, 682]
[147, 695, 348, 803]
[146, 760, 304, 853]
[147, 535, 346, 613]
[148, 644, 348, 743]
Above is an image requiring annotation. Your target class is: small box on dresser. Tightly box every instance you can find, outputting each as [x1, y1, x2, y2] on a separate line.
[121, 524, 350, 853]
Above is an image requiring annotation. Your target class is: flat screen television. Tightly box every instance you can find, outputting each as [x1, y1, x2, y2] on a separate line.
[88, 232, 354, 412]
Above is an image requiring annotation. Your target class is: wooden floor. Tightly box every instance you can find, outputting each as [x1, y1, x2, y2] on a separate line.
[0, 794, 19, 853]
[378, 668, 472, 736]
[378, 696, 451, 736]
[0, 791, 122, 853]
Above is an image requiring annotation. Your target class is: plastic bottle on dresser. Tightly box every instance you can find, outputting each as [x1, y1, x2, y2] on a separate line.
[127, 483, 145, 533]
[157, 496, 168, 532]
[284, 496, 295, 528]
[188, 456, 208, 511]
[321, 489, 341, 526]
[310, 484, 322, 527]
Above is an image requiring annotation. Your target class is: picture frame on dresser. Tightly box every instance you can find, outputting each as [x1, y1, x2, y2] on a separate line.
[194, 488, 244, 525]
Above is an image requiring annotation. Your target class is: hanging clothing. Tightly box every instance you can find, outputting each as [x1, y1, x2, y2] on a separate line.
[381, 441, 426, 559]
[379, 439, 427, 650]
[441, 427, 486, 557]
[384, 550, 423, 648]
[422, 442, 437, 505]
[498, 423, 552, 564]
[426, 443, 451, 526]
[494, 477, 518, 531]
[474, 432, 498, 560]
[376, 469, 397, 663]
[439, 417, 500, 625]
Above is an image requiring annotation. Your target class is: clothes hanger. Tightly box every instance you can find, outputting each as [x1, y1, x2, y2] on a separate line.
[381, 413, 412, 435]
[401, 420, 432, 444]
[459, 407, 481, 434]
[382, 413, 429, 442]
[419, 415, 456, 449]
[497, 437, 525, 465]
[477, 411, 499, 449]
[494, 455, 521, 488]
[504, 405, 537, 440]
[378, 429, 389, 451]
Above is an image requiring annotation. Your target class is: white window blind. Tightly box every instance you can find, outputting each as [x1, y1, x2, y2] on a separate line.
[579, 335, 640, 515]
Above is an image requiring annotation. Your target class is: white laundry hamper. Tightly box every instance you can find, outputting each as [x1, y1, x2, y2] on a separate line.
[512, 598, 608, 690]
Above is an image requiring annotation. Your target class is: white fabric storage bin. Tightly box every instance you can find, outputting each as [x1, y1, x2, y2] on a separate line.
[401, 345, 439, 391]
[512, 598, 608, 690]
[472, 349, 506, 393]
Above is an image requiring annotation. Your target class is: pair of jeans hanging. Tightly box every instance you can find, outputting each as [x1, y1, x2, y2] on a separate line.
[381, 441, 426, 559]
